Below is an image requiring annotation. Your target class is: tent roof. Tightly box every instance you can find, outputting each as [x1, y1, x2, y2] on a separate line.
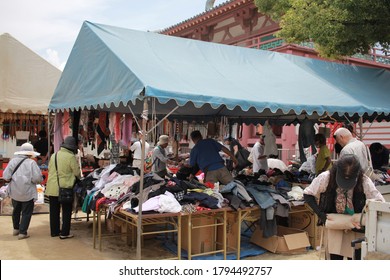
[0, 33, 62, 114]
[50, 21, 390, 123]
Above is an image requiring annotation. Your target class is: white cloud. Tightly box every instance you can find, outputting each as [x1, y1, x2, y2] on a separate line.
[45, 48, 65, 70]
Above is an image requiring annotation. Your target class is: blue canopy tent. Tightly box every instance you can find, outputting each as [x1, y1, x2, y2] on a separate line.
[49, 21, 390, 259]
[49, 21, 390, 124]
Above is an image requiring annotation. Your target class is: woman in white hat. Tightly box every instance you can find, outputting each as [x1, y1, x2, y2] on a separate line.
[3, 142, 43, 240]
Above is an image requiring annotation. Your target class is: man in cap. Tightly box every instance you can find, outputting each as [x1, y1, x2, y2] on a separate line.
[303, 154, 384, 260]
[3, 143, 43, 240]
[152, 135, 177, 178]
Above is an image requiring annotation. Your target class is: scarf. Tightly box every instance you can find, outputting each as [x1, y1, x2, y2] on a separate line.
[335, 188, 354, 214]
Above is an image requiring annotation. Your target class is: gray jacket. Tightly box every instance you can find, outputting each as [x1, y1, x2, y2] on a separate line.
[3, 155, 43, 202]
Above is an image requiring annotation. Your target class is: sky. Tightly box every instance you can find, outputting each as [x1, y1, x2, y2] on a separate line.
[0, 0, 226, 70]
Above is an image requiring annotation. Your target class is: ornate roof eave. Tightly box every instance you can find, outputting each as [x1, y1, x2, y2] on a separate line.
[160, 0, 254, 35]
[274, 44, 390, 70]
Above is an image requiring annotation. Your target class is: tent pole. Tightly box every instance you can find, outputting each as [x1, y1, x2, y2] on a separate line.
[146, 105, 179, 135]
[136, 98, 148, 260]
[47, 110, 51, 161]
[358, 117, 363, 141]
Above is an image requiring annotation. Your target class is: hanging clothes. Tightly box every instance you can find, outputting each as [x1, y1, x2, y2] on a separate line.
[72, 110, 81, 141]
[62, 110, 71, 137]
[53, 112, 64, 152]
[298, 118, 317, 163]
[263, 120, 278, 157]
[114, 113, 121, 143]
[121, 114, 133, 147]
[96, 112, 110, 155]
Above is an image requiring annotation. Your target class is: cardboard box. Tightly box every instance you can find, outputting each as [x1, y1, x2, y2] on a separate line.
[181, 215, 216, 255]
[250, 225, 310, 254]
[289, 205, 323, 248]
[216, 211, 239, 251]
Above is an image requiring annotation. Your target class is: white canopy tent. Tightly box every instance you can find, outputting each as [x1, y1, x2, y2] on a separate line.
[0, 33, 62, 157]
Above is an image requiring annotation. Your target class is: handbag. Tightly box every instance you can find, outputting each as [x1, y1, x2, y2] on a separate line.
[55, 153, 74, 204]
[364, 146, 377, 181]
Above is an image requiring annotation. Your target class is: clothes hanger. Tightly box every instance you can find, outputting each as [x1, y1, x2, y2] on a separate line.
[318, 114, 337, 123]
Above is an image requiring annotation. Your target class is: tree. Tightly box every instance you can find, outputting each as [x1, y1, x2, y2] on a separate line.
[254, 0, 390, 59]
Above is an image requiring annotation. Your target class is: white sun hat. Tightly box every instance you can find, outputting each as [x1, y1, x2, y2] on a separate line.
[14, 143, 40, 157]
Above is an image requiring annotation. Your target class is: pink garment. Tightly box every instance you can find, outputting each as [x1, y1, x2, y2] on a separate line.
[115, 113, 121, 142]
[62, 110, 70, 137]
[53, 112, 64, 152]
[108, 112, 116, 138]
[121, 114, 133, 146]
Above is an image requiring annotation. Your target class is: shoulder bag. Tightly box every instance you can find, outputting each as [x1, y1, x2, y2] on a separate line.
[364, 146, 377, 181]
[55, 153, 74, 204]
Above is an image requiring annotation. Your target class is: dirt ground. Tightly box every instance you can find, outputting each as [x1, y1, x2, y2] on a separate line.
[0, 209, 322, 260]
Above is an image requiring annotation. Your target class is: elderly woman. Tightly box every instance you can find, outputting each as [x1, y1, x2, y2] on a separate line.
[3, 143, 43, 240]
[46, 136, 81, 239]
[303, 154, 385, 260]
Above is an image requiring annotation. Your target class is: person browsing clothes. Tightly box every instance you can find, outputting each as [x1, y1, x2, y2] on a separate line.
[45, 136, 81, 239]
[303, 154, 384, 260]
[252, 134, 268, 174]
[152, 135, 177, 178]
[33, 130, 52, 165]
[369, 142, 389, 171]
[3, 143, 43, 240]
[130, 131, 150, 170]
[189, 130, 238, 185]
[314, 133, 332, 176]
[333, 127, 371, 173]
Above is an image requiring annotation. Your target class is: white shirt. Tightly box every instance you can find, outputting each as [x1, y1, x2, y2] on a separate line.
[130, 141, 150, 160]
[340, 138, 371, 172]
[252, 141, 268, 173]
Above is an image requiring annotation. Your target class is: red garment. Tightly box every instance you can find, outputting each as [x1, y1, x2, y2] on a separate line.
[95, 197, 107, 212]
[115, 113, 121, 142]
[204, 182, 214, 189]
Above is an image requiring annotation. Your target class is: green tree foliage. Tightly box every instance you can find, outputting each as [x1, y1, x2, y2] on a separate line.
[254, 0, 390, 59]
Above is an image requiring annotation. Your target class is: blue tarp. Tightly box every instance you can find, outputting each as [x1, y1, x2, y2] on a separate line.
[49, 21, 390, 123]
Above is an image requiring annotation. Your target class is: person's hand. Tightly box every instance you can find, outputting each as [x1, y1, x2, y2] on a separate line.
[352, 221, 361, 230]
[318, 212, 328, 225]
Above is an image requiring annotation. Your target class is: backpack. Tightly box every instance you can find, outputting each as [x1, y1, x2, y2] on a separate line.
[144, 150, 154, 173]
[144, 146, 164, 173]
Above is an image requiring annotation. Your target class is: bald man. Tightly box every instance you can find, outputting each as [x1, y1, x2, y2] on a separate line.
[333, 127, 371, 172]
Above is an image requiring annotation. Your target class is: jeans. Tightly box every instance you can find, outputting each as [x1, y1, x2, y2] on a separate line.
[246, 184, 278, 209]
[220, 180, 252, 202]
[12, 199, 34, 235]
